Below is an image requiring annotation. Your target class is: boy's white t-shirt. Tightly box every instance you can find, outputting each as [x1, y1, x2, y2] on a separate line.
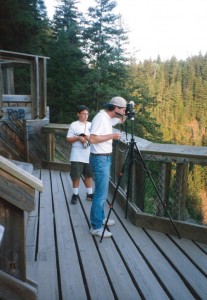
[67, 120, 91, 163]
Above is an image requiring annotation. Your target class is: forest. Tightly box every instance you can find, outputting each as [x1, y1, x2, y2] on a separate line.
[1, 0, 207, 223]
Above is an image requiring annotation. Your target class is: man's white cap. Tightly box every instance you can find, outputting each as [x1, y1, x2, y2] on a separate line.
[104, 96, 127, 108]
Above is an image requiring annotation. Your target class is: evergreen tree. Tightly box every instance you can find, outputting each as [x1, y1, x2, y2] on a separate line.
[48, 0, 88, 122]
[128, 53, 207, 146]
[83, 0, 129, 110]
[0, 0, 50, 54]
[32, 0, 51, 55]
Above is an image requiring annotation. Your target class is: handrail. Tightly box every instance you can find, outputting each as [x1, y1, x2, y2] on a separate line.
[0, 157, 41, 299]
[42, 123, 207, 228]
[0, 155, 43, 193]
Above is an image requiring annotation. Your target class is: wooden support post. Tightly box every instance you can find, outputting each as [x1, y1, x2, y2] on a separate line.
[31, 57, 40, 119]
[35, 56, 40, 118]
[133, 158, 145, 211]
[30, 62, 35, 119]
[6, 67, 15, 94]
[47, 130, 55, 162]
[39, 58, 47, 119]
[173, 163, 188, 220]
[156, 162, 172, 216]
[0, 64, 2, 117]
[0, 270, 37, 300]
[0, 198, 26, 280]
[23, 120, 29, 163]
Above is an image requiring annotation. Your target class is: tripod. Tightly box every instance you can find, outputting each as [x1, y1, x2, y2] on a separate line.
[100, 118, 181, 242]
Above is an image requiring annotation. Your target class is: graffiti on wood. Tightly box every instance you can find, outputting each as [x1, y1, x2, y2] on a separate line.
[7, 108, 25, 121]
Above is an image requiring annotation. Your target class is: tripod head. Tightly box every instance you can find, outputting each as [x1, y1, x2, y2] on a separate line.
[124, 101, 136, 143]
[125, 101, 135, 120]
[115, 101, 135, 120]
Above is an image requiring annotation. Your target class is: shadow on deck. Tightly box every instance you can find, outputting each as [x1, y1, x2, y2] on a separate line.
[26, 169, 207, 300]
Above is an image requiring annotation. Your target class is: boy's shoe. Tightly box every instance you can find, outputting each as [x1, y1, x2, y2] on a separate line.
[86, 193, 93, 201]
[103, 218, 115, 226]
[71, 194, 79, 204]
[90, 227, 112, 238]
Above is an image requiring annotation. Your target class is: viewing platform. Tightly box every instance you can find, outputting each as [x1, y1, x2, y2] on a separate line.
[1, 50, 207, 300]
[25, 168, 207, 300]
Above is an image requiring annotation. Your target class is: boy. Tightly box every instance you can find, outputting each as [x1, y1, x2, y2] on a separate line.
[66, 105, 93, 204]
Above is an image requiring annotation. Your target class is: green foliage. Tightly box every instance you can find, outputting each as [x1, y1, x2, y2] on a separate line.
[0, 0, 50, 54]
[128, 54, 207, 145]
[1, 0, 207, 225]
[124, 66, 163, 141]
[47, 0, 88, 123]
[185, 165, 207, 223]
[82, 0, 129, 110]
[0, 0, 162, 141]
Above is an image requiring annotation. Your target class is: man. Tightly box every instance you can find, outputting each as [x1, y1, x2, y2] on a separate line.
[66, 105, 93, 204]
[89, 96, 127, 238]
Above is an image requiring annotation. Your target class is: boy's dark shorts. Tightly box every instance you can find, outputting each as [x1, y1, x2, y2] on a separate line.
[70, 162, 93, 180]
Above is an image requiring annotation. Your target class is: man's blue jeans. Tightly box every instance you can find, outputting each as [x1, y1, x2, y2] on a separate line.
[90, 155, 111, 229]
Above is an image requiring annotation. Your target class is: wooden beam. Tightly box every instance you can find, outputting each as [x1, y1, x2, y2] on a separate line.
[132, 212, 207, 244]
[43, 123, 70, 131]
[2, 95, 31, 103]
[0, 224, 4, 245]
[0, 198, 26, 280]
[156, 162, 172, 216]
[39, 58, 47, 119]
[42, 161, 70, 171]
[109, 181, 207, 243]
[6, 67, 14, 94]
[0, 49, 49, 61]
[0, 156, 43, 192]
[173, 163, 188, 220]
[0, 170, 35, 212]
[46, 131, 55, 162]
[0, 64, 3, 116]
[0, 270, 37, 300]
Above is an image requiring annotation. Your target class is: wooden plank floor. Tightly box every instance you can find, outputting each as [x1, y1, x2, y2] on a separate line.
[26, 169, 207, 300]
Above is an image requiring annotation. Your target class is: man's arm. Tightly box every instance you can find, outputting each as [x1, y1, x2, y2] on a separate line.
[66, 135, 87, 144]
[89, 133, 121, 144]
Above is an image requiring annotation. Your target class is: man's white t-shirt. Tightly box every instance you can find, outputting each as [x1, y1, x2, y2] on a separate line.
[67, 120, 91, 163]
[90, 110, 120, 154]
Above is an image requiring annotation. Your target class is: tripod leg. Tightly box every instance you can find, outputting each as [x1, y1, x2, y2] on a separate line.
[134, 143, 181, 239]
[125, 140, 141, 219]
[125, 157, 133, 218]
[100, 146, 130, 242]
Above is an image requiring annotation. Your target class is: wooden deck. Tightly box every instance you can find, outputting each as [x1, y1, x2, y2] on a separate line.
[26, 169, 207, 300]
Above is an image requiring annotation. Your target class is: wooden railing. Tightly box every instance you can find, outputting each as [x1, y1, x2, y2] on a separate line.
[0, 50, 49, 120]
[42, 124, 207, 238]
[42, 123, 70, 163]
[0, 156, 43, 300]
[111, 137, 207, 223]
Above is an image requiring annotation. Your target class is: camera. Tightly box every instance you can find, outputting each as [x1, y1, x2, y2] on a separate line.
[125, 101, 135, 120]
[79, 133, 90, 148]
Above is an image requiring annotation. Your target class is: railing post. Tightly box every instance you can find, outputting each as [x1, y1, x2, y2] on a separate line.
[133, 157, 145, 211]
[39, 58, 47, 119]
[156, 162, 172, 216]
[23, 120, 29, 162]
[47, 130, 55, 162]
[173, 163, 188, 220]
[0, 197, 26, 280]
[0, 64, 3, 117]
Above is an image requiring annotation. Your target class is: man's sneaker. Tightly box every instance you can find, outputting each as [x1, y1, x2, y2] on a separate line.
[71, 194, 78, 204]
[103, 218, 115, 226]
[90, 227, 112, 238]
[86, 193, 93, 201]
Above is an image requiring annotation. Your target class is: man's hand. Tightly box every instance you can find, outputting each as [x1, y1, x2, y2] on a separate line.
[112, 132, 122, 140]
